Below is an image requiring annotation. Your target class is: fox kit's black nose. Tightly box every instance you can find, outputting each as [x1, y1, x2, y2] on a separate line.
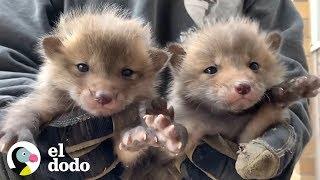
[94, 91, 112, 105]
[235, 83, 251, 95]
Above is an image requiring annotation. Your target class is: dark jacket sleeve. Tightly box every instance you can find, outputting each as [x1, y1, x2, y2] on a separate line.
[187, 0, 311, 179]
[0, 1, 64, 179]
[0, 0, 64, 107]
[245, 0, 311, 177]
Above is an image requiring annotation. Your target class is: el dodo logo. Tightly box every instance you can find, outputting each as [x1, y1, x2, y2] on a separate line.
[48, 143, 90, 172]
[7, 141, 40, 176]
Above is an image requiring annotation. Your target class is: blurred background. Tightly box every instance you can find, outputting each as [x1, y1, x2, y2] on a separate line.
[292, 0, 320, 180]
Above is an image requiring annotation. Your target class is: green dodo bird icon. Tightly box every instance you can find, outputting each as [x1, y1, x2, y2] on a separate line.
[11, 147, 38, 176]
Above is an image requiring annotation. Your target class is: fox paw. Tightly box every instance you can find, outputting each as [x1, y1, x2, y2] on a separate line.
[120, 98, 187, 155]
[270, 75, 320, 106]
[0, 128, 35, 152]
[119, 115, 187, 155]
[144, 114, 187, 154]
[119, 126, 158, 151]
[288, 75, 320, 97]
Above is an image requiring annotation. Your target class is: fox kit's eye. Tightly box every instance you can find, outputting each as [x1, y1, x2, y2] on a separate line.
[121, 68, 134, 77]
[204, 66, 218, 74]
[76, 63, 89, 72]
[249, 62, 260, 71]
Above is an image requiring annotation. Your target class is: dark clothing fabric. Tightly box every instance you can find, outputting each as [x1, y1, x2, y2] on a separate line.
[0, 0, 310, 179]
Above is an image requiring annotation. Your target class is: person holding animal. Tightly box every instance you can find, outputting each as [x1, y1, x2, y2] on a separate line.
[0, 0, 317, 179]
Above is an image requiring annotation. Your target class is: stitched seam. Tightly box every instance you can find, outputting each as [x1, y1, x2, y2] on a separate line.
[252, 125, 296, 156]
[188, 156, 218, 180]
[65, 134, 113, 153]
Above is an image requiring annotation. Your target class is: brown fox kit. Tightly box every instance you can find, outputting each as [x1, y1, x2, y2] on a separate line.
[120, 18, 320, 163]
[0, 7, 169, 167]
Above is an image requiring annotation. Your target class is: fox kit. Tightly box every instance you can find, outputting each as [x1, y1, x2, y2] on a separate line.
[165, 18, 320, 149]
[120, 18, 320, 169]
[0, 7, 169, 168]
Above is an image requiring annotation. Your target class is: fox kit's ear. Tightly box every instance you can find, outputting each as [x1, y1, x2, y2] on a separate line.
[265, 31, 282, 51]
[42, 36, 64, 59]
[148, 48, 169, 72]
[167, 43, 186, 72]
